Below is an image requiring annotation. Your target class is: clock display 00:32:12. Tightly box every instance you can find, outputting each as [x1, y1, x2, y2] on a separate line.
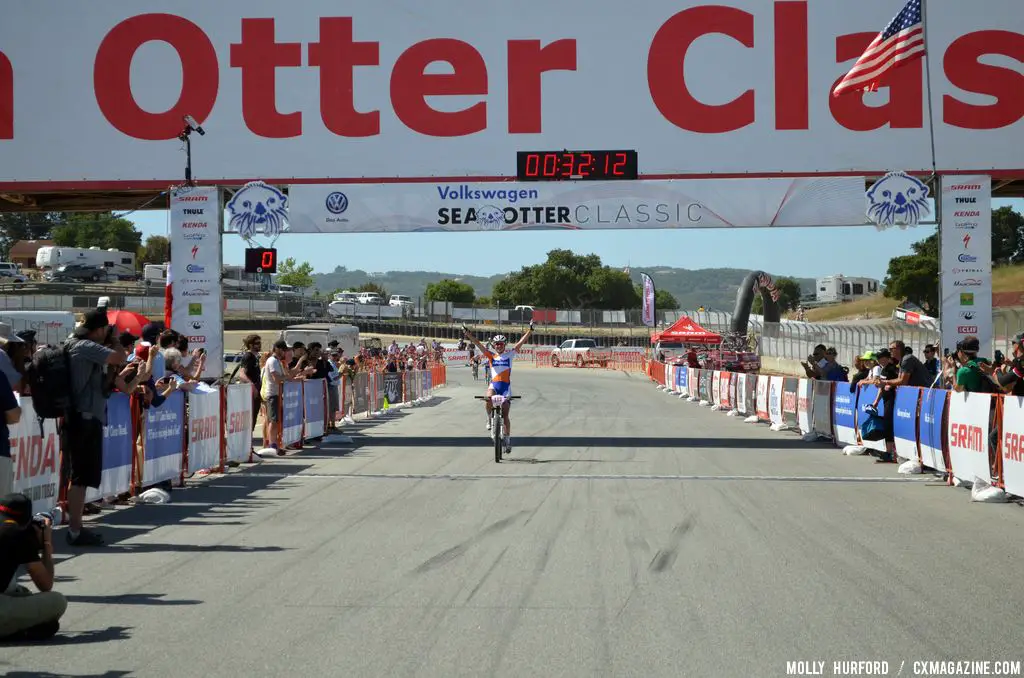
[516, 150, 638, 181]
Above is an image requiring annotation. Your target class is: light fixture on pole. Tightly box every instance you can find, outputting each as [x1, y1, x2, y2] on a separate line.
[177, 114, 206, 187]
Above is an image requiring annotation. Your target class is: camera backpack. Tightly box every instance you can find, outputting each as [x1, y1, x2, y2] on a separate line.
[27, 343, 76, 419]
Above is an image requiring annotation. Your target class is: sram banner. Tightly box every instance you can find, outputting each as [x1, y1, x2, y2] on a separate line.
[287, 178, 867, 232]
[1, 1, 1022, 186]
[168, 186, 223, 377]
[1001, 397, 1024, 499]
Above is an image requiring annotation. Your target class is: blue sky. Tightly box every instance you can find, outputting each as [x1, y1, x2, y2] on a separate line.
[126, 198, 1022, 281]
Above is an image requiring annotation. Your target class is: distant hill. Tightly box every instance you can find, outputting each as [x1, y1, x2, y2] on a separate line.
[311, 266, 814, 311]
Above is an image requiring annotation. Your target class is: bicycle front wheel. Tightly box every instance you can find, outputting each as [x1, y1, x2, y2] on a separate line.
[493, 410, 502, 463]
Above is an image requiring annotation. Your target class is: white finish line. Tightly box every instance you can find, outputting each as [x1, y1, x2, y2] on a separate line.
[236, 471, 936, 483]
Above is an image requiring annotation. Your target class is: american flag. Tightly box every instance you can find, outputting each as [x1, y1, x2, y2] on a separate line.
[832, 0, 925, 97]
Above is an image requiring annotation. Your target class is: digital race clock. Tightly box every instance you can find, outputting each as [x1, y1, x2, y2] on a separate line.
[244, 247, 277, 274]
[516, 150, 638, 181]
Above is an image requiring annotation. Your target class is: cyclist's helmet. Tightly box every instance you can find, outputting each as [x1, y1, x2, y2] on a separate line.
[492, 335, 507, 348]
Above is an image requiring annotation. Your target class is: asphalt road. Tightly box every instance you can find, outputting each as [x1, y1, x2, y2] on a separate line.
[4, 367, 1024, 678]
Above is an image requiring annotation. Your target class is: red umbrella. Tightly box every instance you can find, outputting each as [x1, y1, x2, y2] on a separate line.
[106, 310, 152, 338]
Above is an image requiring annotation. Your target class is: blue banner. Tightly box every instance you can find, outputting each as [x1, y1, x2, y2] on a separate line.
[283, 381, 303, 432]
[304, 381, 325, 423]
[144, 391, 184, 460]
[676, 366, 687, 390]
[893, 388, 920, 444]
[832, 385, 857, 432]
[857, 384, 886, 423]
[103, 393, 133, 469]
[919, 388, 946, 453]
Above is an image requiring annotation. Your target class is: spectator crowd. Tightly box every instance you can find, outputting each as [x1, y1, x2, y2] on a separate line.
[0, 308, 449, 643]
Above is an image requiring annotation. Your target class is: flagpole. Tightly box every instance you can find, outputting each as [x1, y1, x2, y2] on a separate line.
[920, 0, 944, 332]
[921, 0, 938, 181]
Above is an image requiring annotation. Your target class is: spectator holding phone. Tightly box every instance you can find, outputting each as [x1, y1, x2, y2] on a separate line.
[992, 332, 1024, 396]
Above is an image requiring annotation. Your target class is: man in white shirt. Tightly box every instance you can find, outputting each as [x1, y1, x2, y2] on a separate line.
[260, 340, 287, 454]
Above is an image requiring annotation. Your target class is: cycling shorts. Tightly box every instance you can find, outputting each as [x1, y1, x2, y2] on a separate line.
[489, 381, 511, 397]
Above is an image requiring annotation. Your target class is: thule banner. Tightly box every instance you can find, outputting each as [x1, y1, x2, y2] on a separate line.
[169, 186, 223, 377]
[940, 176, 992, 354]
[286, 178, 868, 233]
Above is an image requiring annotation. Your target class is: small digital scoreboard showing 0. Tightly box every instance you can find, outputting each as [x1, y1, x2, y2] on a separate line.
[516, 150, 638, 181]
[244, 247, 277, 274]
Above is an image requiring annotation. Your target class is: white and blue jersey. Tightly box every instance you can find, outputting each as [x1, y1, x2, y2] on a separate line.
[484, 349, 516, 396]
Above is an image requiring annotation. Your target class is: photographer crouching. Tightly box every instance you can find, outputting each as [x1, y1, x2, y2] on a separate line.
[0, 493, 67, 642]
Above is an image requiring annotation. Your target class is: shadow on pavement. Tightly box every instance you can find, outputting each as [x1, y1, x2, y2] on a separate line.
[4, 673, 133, 678]
[0, 626, 133, 648]
[53, 462, 312, 560]
[65, 593, 201, 606]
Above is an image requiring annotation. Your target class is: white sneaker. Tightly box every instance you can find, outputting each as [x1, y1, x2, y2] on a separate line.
[486, 421, 492, 431]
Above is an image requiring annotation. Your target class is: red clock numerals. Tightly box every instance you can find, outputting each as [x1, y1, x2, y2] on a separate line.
[561, 152, 575, 177]
[578, 152, 593, 177]
[612, 152, 627, 175]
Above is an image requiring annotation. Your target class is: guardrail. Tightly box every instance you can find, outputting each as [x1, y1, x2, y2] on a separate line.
[9, 366, 448, 516]
[645, 360, 1023, 501]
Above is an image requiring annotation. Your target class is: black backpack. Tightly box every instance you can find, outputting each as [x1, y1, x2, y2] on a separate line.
[27, 343, 76, 419]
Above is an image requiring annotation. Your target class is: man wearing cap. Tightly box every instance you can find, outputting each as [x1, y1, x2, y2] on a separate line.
[0, 492, 67, 642]
[64, 309, 127, 547]
[951, 336, 994, 393]
[0, 322, 26, 391]
[992, 332, 1024, 396]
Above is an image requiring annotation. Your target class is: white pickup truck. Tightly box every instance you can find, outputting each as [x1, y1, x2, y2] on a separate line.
[549, 338, 612, 368]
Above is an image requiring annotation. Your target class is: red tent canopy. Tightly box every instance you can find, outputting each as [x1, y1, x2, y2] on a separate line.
[651, 316, 722, 344]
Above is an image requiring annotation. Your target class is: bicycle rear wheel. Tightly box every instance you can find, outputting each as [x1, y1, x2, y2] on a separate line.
[493, 409, 502, 463]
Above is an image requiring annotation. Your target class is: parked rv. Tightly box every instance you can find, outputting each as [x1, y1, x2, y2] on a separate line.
[36, 246, 136, 280]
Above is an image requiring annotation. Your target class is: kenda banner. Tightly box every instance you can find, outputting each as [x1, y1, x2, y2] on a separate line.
[2, 2, 1021, 186]
[285, 179, 868, 233]
[9, 397, 60, 515]
[169, 185, 223, 377]
[940, 175, 992, 354]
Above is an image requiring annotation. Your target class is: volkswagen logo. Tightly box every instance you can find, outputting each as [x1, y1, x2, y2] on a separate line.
[325, 192, 349, 215]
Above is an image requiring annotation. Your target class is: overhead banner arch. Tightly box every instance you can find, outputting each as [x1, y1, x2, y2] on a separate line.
[0, 0, 1021, 190]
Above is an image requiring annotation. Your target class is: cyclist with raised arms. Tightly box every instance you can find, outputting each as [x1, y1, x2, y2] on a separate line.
[463, 321, 534, 452]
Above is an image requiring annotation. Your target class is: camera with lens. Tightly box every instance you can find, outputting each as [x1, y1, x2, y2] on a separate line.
[32, 510, 57, 528]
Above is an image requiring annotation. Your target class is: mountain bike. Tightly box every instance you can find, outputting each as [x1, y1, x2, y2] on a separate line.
[475, 394, 521, 462]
